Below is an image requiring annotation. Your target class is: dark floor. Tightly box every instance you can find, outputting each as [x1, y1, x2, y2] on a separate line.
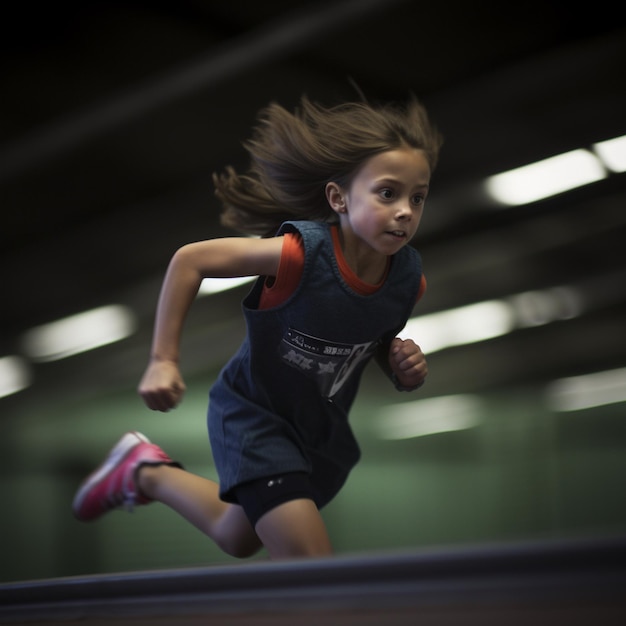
[2, 535, 625, 625]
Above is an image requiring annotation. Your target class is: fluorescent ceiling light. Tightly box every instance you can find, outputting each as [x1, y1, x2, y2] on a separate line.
[485, 149, 606, 205]
[374, 394, 482, 440]
[0, 356, 32, 399]
[399, 300, 514, 353]
[508, 286, 582, 328]
[198, 276, 256, 296]
[546, 367, 626, 412]
[593, 134, 626, 173]
[399, 285, 582, 354]
[21, 305, 137, 362]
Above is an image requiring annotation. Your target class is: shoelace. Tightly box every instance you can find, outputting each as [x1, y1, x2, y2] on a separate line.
[100, 476, 137, 513]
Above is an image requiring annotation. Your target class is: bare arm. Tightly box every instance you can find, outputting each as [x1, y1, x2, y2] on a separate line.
[138, 236, 284, 411]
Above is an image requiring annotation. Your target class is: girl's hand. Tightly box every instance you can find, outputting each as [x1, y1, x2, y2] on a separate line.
[138, 359, 186, 412]
[388, 338, 427, 390]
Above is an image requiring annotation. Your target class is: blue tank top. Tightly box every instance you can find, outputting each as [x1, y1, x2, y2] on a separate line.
[208, 220, 423, 506]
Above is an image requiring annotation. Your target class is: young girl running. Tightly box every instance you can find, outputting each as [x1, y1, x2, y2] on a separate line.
[73, 95, 442, 560]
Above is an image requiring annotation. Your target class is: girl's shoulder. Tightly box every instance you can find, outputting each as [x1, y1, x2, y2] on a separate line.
[258, 231, 304, 309]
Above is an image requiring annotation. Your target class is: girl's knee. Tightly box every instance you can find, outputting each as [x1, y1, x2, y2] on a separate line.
[213, 507, 263, 558]
[218, 536, 263, 559]
[254, 499, 333, 560]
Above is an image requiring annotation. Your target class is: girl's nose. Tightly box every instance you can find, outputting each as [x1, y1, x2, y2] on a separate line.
[396, 202, 412, 220]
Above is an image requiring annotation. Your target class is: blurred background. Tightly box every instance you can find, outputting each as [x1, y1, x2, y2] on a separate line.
[1, 0, 625, 583]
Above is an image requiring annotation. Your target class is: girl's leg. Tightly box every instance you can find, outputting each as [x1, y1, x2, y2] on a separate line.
[72, 433, 328, 560]
[138, 464, 263, 558]
[254, 498, 333, 559]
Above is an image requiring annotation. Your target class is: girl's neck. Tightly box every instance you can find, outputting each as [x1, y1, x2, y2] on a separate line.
[332, 225, 389, 286]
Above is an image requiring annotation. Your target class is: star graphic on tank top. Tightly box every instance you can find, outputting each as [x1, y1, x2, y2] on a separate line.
[318, 361, 336, 374]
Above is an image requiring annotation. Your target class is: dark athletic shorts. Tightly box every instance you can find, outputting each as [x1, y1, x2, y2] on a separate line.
[233, 472, 318, 528]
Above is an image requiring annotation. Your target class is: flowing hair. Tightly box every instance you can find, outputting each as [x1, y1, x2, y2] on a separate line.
[213, 95, 443, 236]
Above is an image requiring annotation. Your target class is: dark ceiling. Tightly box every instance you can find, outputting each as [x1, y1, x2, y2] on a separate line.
[2, 0, 625, 401]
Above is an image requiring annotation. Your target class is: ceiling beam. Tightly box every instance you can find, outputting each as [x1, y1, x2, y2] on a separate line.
[0, 0, 408, 183]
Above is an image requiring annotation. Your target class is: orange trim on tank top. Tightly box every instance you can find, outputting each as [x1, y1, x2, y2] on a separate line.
[259, 225, 425, 309]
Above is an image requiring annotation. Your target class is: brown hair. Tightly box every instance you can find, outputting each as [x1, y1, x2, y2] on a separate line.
[213, 96, 442, 236]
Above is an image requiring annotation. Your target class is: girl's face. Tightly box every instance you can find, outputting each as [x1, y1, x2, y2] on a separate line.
[329, 147, 431, 259]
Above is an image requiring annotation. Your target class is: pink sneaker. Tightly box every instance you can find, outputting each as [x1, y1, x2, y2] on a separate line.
[72, 431, 180, 522]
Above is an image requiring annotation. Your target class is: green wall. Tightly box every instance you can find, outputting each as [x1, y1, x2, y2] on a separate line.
[2, 371, 625, 583]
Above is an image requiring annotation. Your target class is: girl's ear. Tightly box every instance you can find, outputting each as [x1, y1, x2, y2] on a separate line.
[325, 182, 347, 214]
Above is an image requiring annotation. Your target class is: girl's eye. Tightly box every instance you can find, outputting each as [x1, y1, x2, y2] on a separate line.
[412, 194, 425, 206]
[379, 188, 394, 200]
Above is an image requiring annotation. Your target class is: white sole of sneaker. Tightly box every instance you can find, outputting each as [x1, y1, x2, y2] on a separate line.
[72, 431, 150, 518]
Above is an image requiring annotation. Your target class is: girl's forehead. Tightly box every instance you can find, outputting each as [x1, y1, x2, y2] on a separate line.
[359, 148, 431, 184]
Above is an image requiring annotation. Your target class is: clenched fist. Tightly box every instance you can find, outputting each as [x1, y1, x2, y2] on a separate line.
[388, 338, 427, 390]
[138, 359, 187, 412]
